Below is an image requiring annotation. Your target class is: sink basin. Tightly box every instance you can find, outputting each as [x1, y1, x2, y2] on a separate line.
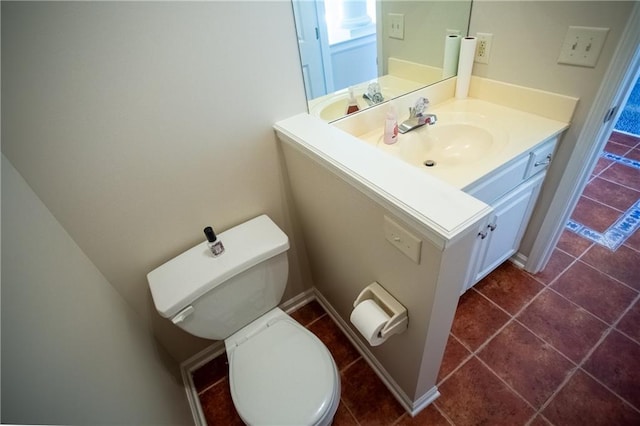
[362, 112, 508, 169]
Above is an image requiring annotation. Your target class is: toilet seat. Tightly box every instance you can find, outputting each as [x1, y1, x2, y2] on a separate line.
[226, 314, 340, 425]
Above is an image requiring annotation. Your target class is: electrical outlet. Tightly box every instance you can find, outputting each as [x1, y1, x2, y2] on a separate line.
[558, 26, 609, 67]
[474, 32, 493, 64]
[388, 13, 404, 40]
[384, 216, 422, 264]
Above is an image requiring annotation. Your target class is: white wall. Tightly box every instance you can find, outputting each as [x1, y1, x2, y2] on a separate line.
[1, 155, 192, 425]
[467, 1, 635, 256]
[1, 1, 311, 361]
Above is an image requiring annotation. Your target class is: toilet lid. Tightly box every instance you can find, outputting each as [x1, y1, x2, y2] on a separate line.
[228, 318, 337, 425]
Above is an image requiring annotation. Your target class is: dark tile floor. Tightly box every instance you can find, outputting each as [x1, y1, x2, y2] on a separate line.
[193, 132, 640, 425]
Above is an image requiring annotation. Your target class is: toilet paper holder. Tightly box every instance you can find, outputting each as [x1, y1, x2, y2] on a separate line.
[353, 282, 408, 339]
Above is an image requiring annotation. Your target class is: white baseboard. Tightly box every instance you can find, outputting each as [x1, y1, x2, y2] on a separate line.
[509, 251, 528, 270]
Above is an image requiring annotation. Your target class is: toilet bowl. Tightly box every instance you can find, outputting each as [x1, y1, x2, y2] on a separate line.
[147, 215, 340, 425]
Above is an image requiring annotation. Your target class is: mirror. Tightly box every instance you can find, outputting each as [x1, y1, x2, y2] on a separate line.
[293, 0, 473, 122]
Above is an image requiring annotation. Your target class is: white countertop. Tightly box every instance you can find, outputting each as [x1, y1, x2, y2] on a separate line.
[355, 98, 570, 189]
[276, 77, 577, 247]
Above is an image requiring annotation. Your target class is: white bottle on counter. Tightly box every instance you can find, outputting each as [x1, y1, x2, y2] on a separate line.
[383, 104, 398, 145]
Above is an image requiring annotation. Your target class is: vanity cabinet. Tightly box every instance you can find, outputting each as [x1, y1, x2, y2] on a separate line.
[460, 137, 557, 293]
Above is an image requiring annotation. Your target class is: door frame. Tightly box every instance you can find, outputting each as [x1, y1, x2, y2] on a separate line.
[526, 2, 640, 273]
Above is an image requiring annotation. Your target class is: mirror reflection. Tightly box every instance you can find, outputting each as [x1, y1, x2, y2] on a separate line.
[292, 0, 473, 121]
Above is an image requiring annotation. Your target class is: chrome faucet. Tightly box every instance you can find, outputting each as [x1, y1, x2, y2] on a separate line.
[399, 97, 437, 134]
[362, 82, 384, 106]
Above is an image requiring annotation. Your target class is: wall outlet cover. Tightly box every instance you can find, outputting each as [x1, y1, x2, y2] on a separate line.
[474, 32, 493, 64]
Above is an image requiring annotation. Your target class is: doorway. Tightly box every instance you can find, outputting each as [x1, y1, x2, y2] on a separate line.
[526, 4, 640, 274]
[562, 74, 640, 254]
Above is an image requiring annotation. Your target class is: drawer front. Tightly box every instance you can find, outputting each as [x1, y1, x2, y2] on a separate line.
[465, 155, 529, 204]
[525, 138, 557, 179]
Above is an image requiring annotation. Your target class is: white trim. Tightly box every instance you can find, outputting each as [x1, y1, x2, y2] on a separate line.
[312, 288, 437, 416]
[181, 342, 225, 426]
[179, 288, 318, 425]
[526, 3, 640, 273]
[510, 252, 528, 270]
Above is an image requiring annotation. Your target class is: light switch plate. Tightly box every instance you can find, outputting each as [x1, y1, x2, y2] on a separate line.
[558, 26, 609, 67]
[384, 216, 422, 264]
[388, 13, 404, 40]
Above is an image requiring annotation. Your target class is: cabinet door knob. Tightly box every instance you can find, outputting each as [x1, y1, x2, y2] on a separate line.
[478, 231, 488, 239]
[488, 223, 497, 231]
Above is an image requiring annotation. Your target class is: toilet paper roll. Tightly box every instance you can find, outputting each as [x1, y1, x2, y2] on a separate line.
[350, 299, 390, 346]
[442, 34, 461, 79]
[455, 36, 477, 99]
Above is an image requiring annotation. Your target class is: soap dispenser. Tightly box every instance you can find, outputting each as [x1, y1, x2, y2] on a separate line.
[346, 87, 360, 115]
[383, 104, 398, 145]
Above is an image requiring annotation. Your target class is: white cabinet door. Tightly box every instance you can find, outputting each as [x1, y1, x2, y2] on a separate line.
[473, 172, 545, 283]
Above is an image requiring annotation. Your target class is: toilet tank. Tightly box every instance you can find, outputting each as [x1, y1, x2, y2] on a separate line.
[147, 215, 290, 340]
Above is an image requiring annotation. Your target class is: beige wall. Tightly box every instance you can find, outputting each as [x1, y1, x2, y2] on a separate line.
[2, 156, 192, 424]
[381, 1, 472, 71]
[1, 1, 311, 362]
[280, 142, 479, 404]
[467, 1, 635, 256]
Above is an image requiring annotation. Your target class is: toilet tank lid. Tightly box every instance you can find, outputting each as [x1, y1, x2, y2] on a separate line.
[147, 215, 289, 318]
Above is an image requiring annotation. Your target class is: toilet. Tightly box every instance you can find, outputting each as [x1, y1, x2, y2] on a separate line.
[147, 215, 340, 425]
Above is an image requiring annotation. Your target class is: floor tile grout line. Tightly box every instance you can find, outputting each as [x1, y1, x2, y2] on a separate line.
[576, 326, 640, 412]
[339, 395, 362, 426]
[580, 193, 633, 214]
[473, 352, 542, 415]
[604, 144, 635, 159]
[591, 167, 640, 191]
[508, 274, 637, 370]
[567, 197, 640, 251]
[602, 151, 640, 171]
[533, 290, 640, 418]
[454, 267, 633, 412]
[596, 174, 640, 193]
[622, 241, 640, 253]
[431, 399, 457, 426]
[339, 356, 363, 374]
[573, 257, 640, 295]
[436, 333, 476, 387]
[551, 229, 640, 294]
[470, 283, 604, 418]
[303, 311, 328, 328]
[196, 375, 228, 397]
[525, 250, 581, 288]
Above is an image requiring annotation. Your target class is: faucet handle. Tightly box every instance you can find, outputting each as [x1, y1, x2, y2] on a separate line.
[413, 97, 429, 115]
